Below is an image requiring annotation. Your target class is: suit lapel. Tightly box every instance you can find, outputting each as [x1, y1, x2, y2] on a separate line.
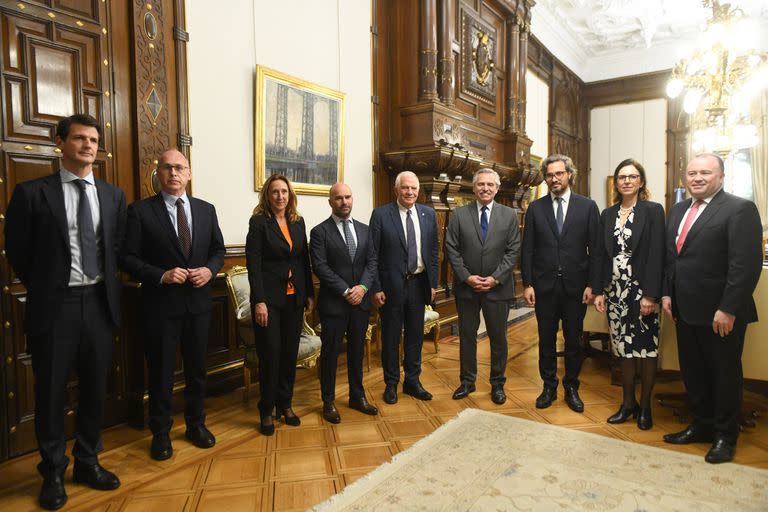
[559, 194, 575, 238]
[603, 204, 618, 253]
[629, 202, 645, 252]
[390, 203, 407, 251]
[41, 173, 69, 247]
[189, 197, 206, 260]
[353, 220, 368, 264]
[417, 204, 430, 259]
[288, 218, 303, 252]
[543, 195, 560, 239]
[95, 180, 112, 248]
[267, 215, 289, 249]
[679, 191, 725, 253]
[327, 217, 352, 262]
[150, 194, 185, 259]
[471, 201, 484, 244]
[668, 199, 689, 248]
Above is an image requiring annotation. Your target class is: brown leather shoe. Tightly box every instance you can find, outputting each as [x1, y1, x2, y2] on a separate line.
[322, 402, 341, 424]
[348, 396, 378, 416]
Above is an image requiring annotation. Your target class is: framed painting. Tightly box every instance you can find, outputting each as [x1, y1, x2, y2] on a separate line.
[254, 65, 345, 195]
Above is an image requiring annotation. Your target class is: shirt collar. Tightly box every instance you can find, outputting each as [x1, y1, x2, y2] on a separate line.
[551, 188, 571, 203]
[332, 214, 353, 225]
[477, 200, 494, 212]
[60, 168, 95, 185]
[162, 190, 189, 207]
[699, 187, 722, 205]
[397, 201, 416, 214]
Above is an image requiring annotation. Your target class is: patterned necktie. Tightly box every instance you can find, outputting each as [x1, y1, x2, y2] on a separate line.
[406, 209, 417, 274]
[480, 205, 489, 241]
[342, 219, 357, 260]
[555, 197, 564, 234]
[74, 179, 99, 278]
[176, 198, 191, 258]
[676, 199, 704, 254]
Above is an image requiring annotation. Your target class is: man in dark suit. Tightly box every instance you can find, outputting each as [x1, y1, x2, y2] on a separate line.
[310, 183, 379, 423]
[120, 149, 225, 461]
[370, 171, 439, 404]
[662, 153, 762, 464]
[445, 168, 520, 404]
[5, 114, 125, 509]
[521, 154, 600, 413]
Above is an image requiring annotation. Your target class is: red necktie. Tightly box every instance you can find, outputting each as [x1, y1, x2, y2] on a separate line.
[676, 200, 703, 254]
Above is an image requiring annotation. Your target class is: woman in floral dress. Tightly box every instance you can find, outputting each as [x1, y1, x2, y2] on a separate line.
[594, 159, 665, 430]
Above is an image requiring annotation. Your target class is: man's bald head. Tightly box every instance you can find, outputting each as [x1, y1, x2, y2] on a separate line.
[328, 182, 353, 219]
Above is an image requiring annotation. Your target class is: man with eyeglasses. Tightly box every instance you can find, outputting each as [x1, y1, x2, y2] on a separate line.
[661, 153, 762, 464]
[5, 114, 126, 509]
[120, 149, 225, 461]
[521, 154, 600, 413]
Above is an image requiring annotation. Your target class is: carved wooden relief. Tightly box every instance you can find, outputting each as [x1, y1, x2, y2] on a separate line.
[461, 9, 497, 105]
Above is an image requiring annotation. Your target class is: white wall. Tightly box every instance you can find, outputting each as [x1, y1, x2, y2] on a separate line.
[187, 0, 373, 245]
[525, 70, 549, 160]
[589, 99, 667, 211]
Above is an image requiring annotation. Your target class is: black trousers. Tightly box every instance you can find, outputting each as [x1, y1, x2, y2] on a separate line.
[29, 284, 113, 477]
[380, 273, 427, 386]
[457, 295, 510, 386]
[253, 296, 304, 417]
[676, 319, 747, 441]
[319, 306, 368, 403]
[145, 310, 211, 435]
[535, 281, 586, 389]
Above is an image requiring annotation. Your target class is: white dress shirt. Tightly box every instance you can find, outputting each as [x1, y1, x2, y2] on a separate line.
[61, 168, 103, 286]
[161, 191, 193, 236]
[551, 188, 572, 220]
[332, 214, 358, 247]
[398, 201, 424, 274]
[675, 188, 720, 243]
[477, 200, 494, 223]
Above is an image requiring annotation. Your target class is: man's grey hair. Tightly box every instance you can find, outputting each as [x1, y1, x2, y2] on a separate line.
[473, 167, 501, 186]
[394, 171, 419, 189]
[693, 153, 725, 173]
[541, 153, 578, 185]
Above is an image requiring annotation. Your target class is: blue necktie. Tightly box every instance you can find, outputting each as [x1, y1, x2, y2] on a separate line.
[406, 209, 417, 273]
[555, 197, 564, 234]
[480, 205, 488, 242]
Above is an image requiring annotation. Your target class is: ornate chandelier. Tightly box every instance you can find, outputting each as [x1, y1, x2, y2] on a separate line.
[665, 0, 768, 155]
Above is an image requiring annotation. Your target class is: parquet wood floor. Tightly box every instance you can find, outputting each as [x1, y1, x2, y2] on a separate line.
[1, 316, 767, 511]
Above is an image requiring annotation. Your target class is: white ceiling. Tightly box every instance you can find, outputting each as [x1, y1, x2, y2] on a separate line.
[531, 0, 768, 83]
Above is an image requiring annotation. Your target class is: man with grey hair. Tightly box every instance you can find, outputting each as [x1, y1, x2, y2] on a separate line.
[661, 153, 762, 463]
[445, 168, 520, 403]
[370, 171, 439, 404]
[521, 154, 600, 413]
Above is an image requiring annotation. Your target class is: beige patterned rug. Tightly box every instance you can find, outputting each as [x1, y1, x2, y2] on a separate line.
[313, 408, 768, 511]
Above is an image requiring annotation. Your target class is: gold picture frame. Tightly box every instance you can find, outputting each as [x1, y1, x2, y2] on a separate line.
[606, 176, 615, 208]
[254, 65, 345, 196]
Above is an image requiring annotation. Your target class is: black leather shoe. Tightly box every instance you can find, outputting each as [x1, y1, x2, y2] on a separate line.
[535, 387, 557, 409]
[323, 402, 341, 423]
[564, 387, 584, 413]
[185, 425, 216, 449]
[663, 425, 714, 445]
[383, 384, 398, 404]
[259, 416, 275, 436]
[452, 383, 476, 400]
[150, 433, 173, 461]
[705, 437, 736, 464]
[72, 462, 120, 491]
[637, 407, 653, 430]
[277, 408, 301, 426]
[491, 385, 506, 405]
[39, 474, 67, 510]
[606, 403, 639, 424]
[403, 382, 433, 401]
[349, 397, 378, 415]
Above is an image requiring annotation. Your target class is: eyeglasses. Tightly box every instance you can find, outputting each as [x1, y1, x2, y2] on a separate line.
[158, 164, 189, 173]
[616, 174, 641, 182]
[544, 170, 568, 180]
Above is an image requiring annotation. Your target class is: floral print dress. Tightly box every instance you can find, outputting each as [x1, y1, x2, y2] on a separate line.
[606, 210, 659, 358]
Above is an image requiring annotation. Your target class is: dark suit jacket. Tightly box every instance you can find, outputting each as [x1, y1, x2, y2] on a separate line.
[245, 214, 314, 309]
[521, 192, 600, 295]
[310, 217, 378, 317]
[5, 172, 125, 338]
[119, 193, 225, 316]
[597, 200, 665, 300]
[445, 201, 520, 301]
[664, 190, 762, 326]
[369, 202, 439, 306]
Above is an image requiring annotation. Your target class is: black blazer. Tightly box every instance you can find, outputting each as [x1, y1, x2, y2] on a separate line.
[119, 193, 225, 316]
[309, 217, 378, 317]
[597, 200, 665, 300]
[369, 202, 439, 306]
[521, 192, 601, 295]
[246, 214, 314, 309]
[5, 173, 126, 337]
[664, 190, 762, 326]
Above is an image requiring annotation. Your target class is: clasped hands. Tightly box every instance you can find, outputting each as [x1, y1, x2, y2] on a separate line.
[593, 294, 655, 316]
[162, 267, 212, 288]
[465, 275, 497, 292]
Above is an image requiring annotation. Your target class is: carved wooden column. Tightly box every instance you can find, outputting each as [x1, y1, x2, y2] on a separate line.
[506, 17, 520, 134]
[172, 0, 192, 157]
[437, 0, 454, 106]
[518, 19, 530, 134]
[419, 0, 438, 101]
